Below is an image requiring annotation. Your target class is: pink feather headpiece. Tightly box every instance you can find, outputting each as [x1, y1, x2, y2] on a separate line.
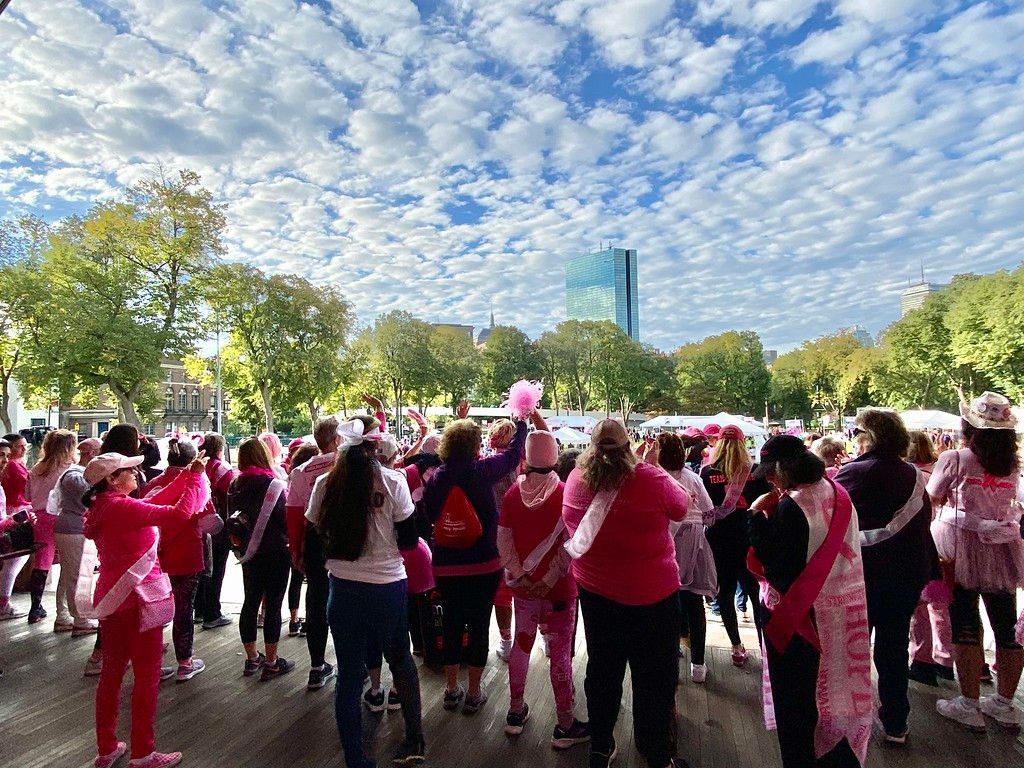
[502, 380, 543, 419]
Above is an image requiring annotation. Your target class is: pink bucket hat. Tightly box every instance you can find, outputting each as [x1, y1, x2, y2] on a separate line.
[526, 430, 559, 468]
[960, 391, 1017, 430]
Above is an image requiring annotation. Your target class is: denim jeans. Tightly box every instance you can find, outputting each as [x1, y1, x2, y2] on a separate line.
[169, 573, 201, 662]
[328, 576, 423, 768]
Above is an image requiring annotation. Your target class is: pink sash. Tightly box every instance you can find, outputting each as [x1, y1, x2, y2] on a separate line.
[748, 480, 872, 766]
[708, 468, 751, 524]
[76, 538, 174, 632]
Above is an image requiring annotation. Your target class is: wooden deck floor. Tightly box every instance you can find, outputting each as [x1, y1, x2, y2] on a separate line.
[3, 565, 1024, 768]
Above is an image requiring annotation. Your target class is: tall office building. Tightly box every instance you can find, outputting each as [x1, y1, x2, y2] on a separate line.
[565, 247, 640, 341]
[899, 282, 938, 317]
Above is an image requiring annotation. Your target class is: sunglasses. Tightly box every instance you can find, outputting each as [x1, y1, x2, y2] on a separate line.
[852, 427, 868, 437]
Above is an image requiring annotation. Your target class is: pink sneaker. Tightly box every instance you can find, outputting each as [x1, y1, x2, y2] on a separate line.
[94, 742, 126, 768]
[128, 752, 183, 768]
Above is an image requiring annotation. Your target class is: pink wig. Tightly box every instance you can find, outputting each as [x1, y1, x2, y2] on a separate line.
[259, 432, 283, 463]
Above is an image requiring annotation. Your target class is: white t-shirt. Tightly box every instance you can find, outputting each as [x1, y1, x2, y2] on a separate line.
[305, 464, 414, 584]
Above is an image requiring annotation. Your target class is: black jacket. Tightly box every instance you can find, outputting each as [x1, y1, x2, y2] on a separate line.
[835, 450, 939, 593]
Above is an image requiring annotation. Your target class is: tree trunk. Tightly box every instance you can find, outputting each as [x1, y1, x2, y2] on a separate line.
[307, 398, 320, 431]
[0, 371, 13, 433]
[259, 381, 274, 432]
[110, 381, 142, 427]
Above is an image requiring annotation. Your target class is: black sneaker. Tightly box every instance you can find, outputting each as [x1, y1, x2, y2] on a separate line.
[980, 663, 993, 683]
[27, 605, 47, 625]
[288, 620, 301, 637]
[552, 719, 591, 749]
[307, 662, 336, 690]
[243, 652, 266, 677]
[387, 688, 402, 711]
[297, 620, 307, 638]
[505, 704, 530, 736]
[442, 685, 465, 711]
[589, 739, 617, 768]
[260, 656, 295, 681]
[462, 690, 488, 715]
[202, 614, 233, 630]
[392, 737, 426, 765]
[364, 687, 386, 713]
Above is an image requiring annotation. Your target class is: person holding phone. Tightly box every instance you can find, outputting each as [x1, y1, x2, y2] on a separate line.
[0, 439, 34, 621]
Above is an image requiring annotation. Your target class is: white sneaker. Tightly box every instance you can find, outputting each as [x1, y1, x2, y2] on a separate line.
[496, 638, 512, 662]
[691, 664, 707, 684]
[936, 696, 986, 731]
[980, 695, 1021, 729]
[0, 603, 26, 621]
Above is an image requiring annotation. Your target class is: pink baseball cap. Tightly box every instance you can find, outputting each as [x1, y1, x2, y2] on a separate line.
[720, 425, 744, 440]
[84, 452, 144, 486]
[681, 427, 704, 439]
[702, 423, 722, 437]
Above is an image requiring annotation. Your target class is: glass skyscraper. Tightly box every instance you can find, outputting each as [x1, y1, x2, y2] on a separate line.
[565, 248, 639, 341]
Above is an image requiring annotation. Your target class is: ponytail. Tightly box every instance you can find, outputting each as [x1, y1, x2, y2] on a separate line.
[82, 479, 109, 508]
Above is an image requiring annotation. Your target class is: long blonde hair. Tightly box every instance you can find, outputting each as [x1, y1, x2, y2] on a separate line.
[32, 429, 77, 477]
[710, 436, 751, 484]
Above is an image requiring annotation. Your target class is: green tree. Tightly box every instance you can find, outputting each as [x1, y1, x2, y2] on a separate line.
[12, 170, 224, 427]
[537, 320, 606, 415]
[674, 330, 770, 415]
[478, 326, 542, 405]
[365, 311, 435, 431]
[429, 326, 481, 411]
[946, 268, 1024, 401]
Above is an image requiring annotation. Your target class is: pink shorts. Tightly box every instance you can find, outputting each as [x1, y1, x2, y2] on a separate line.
[494, 581, 514, 609]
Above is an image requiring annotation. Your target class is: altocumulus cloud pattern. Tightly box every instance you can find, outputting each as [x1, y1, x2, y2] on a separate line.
[1, 0, 1022, 350]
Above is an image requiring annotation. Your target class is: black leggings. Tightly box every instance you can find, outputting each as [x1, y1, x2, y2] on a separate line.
[711, 544, 760, 647]
[678, 590, 707, 666]
[287, 567, 303, 613]
[240, 554, 290, 645]
[950, 586, 1020, 649]
[436, 571, 501, 668]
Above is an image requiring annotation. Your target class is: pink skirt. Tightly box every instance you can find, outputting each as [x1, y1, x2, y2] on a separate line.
[932, 519, 1024, 593]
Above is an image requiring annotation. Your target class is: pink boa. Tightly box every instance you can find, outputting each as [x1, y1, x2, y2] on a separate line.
[502, 380, 543, 419]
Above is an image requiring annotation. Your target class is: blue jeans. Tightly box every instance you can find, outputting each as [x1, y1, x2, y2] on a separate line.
[327, 576, 423, 768]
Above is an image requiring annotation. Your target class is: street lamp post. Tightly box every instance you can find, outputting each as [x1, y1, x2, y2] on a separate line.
[215, 315, 223, 434]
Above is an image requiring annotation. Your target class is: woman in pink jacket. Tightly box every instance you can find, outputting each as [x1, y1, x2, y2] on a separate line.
[84, 451, 207, 768]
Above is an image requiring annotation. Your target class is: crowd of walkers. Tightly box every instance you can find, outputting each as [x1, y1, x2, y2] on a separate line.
[0, 389, 1022, 768]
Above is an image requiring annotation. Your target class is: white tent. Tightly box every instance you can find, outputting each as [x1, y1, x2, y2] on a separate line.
[639, 412, 766, 436]
[899, 409, 961, 431]
[552, 426, 589, 445]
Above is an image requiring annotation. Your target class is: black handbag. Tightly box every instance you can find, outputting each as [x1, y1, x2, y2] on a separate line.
[0, 520, 35, 556]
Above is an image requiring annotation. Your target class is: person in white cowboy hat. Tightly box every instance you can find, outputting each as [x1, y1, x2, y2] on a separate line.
[929, 391, 1024, 731]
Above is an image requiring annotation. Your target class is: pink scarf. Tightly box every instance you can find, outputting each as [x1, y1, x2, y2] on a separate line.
[240, 466, 277, 479]
[748, 479, 872, 765]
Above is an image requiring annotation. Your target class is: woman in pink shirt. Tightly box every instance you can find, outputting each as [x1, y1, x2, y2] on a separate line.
[499, 429, 589, 748]
[562, 419, 689, 768]
[84, 450, 207, 768]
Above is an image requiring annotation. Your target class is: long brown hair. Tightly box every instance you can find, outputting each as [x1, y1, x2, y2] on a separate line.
[236, 437, 272, 471]
[317, 415, 380, 561]
[32, 429, 77, 477]
[577, 444, 637, 492]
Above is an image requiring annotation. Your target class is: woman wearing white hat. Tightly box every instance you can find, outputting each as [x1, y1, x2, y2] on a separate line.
[929, 392, 1024, 731]
[82, 450, 208, 768]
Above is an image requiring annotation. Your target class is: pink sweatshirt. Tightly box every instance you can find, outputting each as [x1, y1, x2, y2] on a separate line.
[562, 462, 687, 606]
[500, 479, 575, 602]
[85, 471, 205, 611]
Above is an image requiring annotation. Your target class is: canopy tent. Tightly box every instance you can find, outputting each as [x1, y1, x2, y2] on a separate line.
[899, 409, 961, 431]
[639, 412, 767, 436]
[545, 414, 597, 432]
[552, 426, 589, 445]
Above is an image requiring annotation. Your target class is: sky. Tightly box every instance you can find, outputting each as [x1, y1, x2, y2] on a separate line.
[1, 1, 1023, 353]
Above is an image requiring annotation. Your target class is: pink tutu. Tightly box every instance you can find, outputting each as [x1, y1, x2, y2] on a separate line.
[932, 518, 1024, 593]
